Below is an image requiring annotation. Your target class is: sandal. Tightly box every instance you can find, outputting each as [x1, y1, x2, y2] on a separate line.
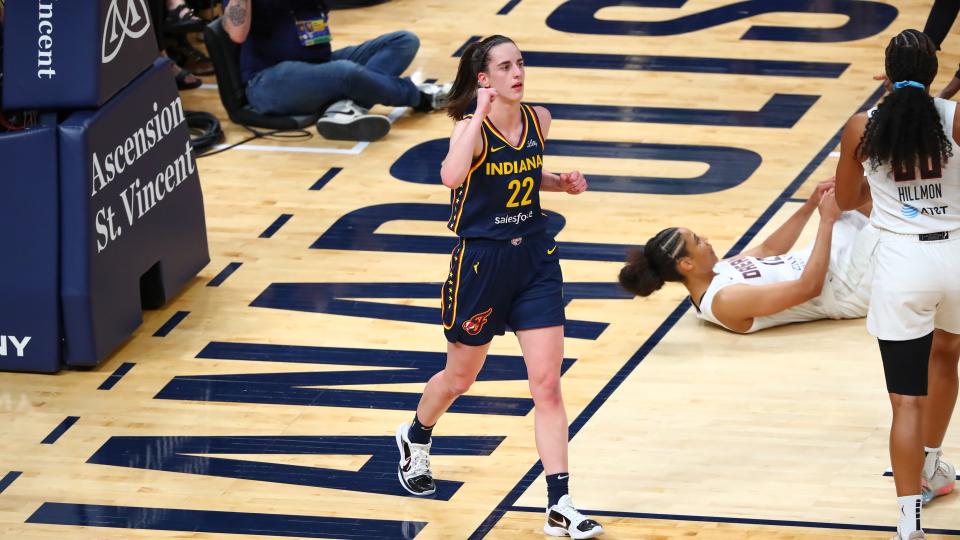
[181, 43, 214, 76]
[175, 67, 203, 90]
[163, 3, 205, 33]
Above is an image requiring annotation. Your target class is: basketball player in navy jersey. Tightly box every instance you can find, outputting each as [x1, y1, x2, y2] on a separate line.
[393, 35, 603, 539]
[835, 30, 960, 540]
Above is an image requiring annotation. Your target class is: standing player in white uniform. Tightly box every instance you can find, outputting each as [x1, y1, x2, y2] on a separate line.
[618, 180, 876, 334]
[835, 29, 960, 540]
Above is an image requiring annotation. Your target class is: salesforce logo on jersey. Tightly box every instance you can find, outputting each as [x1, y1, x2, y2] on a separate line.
[495, 210, 535, 225]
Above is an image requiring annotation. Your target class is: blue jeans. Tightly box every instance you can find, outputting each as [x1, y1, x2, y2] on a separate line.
[246, 31, 422, 115]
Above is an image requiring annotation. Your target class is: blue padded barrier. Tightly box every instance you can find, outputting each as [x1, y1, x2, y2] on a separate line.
[0, 121, 61, 373]
[2, 0, 158, 110]
[58, 59, 209, 366]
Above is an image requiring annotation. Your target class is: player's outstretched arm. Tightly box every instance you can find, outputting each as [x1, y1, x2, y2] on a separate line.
[835, 114, 871, 210]
[712, 191, 840, 332]
[738, 179, 833, 259]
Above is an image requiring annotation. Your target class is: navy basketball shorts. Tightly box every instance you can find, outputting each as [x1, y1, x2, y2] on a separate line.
[441, 232, 565, 346]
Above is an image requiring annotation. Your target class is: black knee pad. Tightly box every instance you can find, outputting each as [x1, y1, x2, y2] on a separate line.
[879, 332, 934, 396]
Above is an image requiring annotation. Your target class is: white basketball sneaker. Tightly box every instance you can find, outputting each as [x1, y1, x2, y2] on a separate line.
[922, 450, 956, 504]
[316, 99, 390, 141]
[543, 494, 604, 539]
[395, 423, 436, 496]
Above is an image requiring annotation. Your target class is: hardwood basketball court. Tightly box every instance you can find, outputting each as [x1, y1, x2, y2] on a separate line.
[1, 1, 959, 538]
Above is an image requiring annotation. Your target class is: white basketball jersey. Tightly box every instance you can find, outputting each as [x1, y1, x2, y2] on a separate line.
[695, 213, 873, 333]
[696, 252, 834, 332]
[865, 98, 960, 235]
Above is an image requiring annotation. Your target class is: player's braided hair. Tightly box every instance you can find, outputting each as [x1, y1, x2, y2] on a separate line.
[445, 35, 515, 120]
[859, 29, 953, 177]
[618, 228, 688, 297]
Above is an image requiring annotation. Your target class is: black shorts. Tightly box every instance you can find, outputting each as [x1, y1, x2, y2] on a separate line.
[441, 232, 564, 345]
[879, 332, 934, 396]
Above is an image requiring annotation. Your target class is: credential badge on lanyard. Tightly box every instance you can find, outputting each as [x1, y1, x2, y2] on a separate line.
[294, 11, 331, 46]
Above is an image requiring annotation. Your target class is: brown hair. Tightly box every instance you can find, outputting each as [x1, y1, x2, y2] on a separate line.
[445, 35, 516, 120]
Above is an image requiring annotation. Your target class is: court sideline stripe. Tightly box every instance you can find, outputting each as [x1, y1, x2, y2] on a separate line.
[0, 472, 22, 495]
[41, 417, 80, 445]
[310, 167, 343, 191]
[97, 362, 136, 390]
[259, 214, 293, 239]
[497, 0, 522, 15]
[207, 262, 243, 287]
[468, 83, 887, 539]
[153, 311, 190, 337]
[505, 505, 960, 536]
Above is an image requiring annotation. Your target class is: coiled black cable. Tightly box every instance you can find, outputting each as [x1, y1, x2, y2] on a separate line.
[185, 111, 312, 158]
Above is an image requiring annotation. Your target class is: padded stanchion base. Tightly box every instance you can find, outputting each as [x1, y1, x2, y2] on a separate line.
[59, 59, 209, 367]
[0, 123, 61, 373]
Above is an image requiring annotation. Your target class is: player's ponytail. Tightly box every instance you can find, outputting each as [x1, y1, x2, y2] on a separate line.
[446, 35, 515, 120]
[859, 29, 953, 177]
[618, 228, 687, 297]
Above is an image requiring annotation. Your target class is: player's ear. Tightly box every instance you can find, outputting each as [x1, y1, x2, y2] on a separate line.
[477, 72, 489, 88]
[676, 256, 694, 274]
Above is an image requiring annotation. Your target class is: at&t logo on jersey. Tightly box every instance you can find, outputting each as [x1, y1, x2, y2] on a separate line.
[495, 210, 534, 225]
[901, 204, 948, 219]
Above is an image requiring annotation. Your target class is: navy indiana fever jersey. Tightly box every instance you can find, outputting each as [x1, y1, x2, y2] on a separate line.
[447, 104, 547, 240]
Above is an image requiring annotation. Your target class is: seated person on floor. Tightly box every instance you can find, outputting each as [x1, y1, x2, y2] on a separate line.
[222, 0, 449, 141]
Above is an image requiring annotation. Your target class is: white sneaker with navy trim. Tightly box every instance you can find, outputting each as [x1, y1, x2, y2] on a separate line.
[543, 494, 604, 539]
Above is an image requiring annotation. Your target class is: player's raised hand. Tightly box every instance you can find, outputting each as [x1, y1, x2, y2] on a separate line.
[475, 87, 498, 119]
[808, 177, 836, 205]
[818, 188, 841, 223]
[560, 170, 588, 195]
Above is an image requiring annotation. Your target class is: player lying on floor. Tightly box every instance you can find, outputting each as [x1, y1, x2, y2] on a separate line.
[617, 178, 955, 504]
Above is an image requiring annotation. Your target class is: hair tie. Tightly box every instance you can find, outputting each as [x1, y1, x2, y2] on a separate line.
[893, 80, 925, 91]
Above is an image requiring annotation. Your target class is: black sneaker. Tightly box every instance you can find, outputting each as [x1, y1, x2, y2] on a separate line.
[395, 423, 436, 496]
[544, 495, 604, 539]
[316, 99, 391, 141]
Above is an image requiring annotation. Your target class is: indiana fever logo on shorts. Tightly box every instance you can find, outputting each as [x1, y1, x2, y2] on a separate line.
[462, 308, 493, 335]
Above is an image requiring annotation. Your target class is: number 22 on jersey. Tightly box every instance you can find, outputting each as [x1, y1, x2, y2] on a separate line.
[506, 177, 534, 207]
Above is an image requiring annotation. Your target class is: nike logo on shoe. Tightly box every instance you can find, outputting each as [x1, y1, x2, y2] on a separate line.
[548, 514, 570, 528]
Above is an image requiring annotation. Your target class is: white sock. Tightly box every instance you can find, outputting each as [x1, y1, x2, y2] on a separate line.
[897, 494, 922, 537]
[924, 447, 941, 478]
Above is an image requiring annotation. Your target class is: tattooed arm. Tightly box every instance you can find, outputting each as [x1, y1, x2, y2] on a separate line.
[223, 0, 252, 44]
